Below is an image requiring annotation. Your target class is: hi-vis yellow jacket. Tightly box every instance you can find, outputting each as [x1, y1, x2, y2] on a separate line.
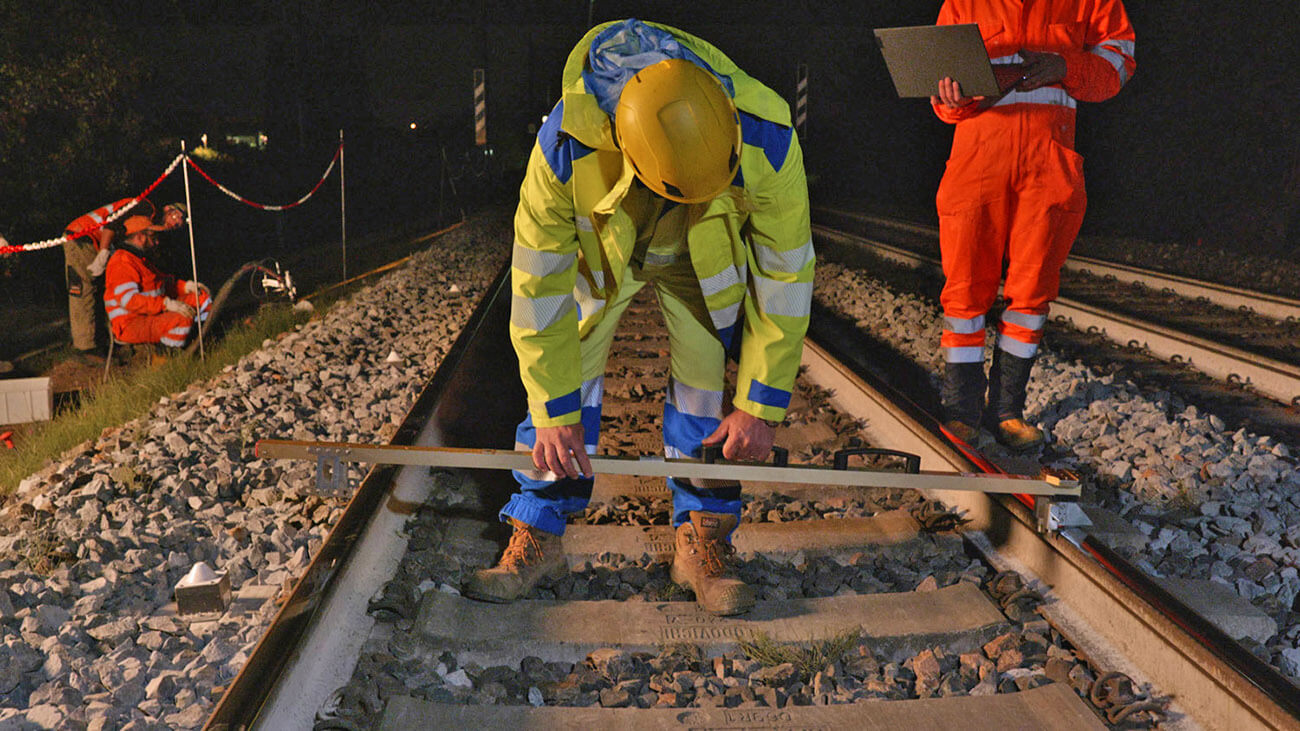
[511, 21, 813, 428]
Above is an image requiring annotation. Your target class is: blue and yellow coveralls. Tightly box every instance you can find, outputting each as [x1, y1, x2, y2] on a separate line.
[503, 19, 814, 536]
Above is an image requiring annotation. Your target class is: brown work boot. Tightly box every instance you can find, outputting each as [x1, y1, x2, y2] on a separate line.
[464, 518, 566, 603]
[992, 417, 1044, 452]
[671, 511, 755, 616]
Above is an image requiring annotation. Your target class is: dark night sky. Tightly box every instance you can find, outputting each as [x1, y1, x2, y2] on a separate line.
[89, 1, 1300, 253]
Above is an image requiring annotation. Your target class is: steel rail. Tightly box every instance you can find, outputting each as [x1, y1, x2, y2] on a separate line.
[807, 318, 1300, 730]
[204, 263, 514, 730]
[205, 231, 1300, 729]
[814, 207, 1300, 322]
[813, 224, 1300, 404]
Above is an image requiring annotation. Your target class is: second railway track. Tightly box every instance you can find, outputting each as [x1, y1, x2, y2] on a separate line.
[207, 247, 1300, 729]
[811, 212, 1300, 406]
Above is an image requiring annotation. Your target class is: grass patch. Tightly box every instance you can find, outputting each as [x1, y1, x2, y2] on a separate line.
[739, 628, 864, 681]
[0, 302, 311, 497]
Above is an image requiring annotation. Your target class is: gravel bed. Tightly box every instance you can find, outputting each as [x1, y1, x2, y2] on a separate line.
[0, 221, 508, 728]
[815, 259, 1300, 680]
[327, 478, 1163, 728]
[1070, 236, 1300, 302]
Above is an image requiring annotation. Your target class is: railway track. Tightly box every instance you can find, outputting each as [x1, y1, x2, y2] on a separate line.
[812, 209, 1300, 405]
[203, 260, 1300, 730]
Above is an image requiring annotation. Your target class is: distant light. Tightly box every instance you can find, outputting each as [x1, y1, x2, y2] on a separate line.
[540, 115, 548, 124]
[409, 122, 418, 130]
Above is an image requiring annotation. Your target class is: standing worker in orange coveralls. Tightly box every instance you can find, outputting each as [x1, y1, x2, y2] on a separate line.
[931, 0, 1136, 451]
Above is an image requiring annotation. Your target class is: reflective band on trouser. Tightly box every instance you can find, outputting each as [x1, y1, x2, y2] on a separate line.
[754, 238, 815, 274]
[944, 314, 985, 334]
[997, 309, 1047, 359]
[662, 377, 739, 529]
[998, 333, 1038, 359]
[698, 266, 740, 298]
[708, 301, 740, 334]
[160, 323, 192, 348]
[993, 87, 1076, 109]
[512, 292, 575, 331]
[663, 378, 724, 460]
[944, 346, 985, 364]
[754, 276, 813, 318]
[504, 375, 605, 536]
[941, 314, 986, 362]
[1000, 310, 1046, 331]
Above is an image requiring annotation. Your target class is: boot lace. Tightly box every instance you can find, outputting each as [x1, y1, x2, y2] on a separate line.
[501, 524, 545, 569]
[690, 530, 736, 578]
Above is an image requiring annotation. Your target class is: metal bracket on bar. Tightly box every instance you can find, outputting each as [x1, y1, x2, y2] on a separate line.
[309, 445, 354, 496]
[1033, 468, 1089, 534]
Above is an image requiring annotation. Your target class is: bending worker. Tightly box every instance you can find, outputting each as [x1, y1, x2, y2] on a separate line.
[931, 0, 1135, 451]
[63, 199, 187, 359]
[103, 214, 209, 349]
[465, 19, 812, 616]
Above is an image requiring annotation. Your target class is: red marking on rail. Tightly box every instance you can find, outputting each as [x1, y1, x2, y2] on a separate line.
[938, 423, 1035, 509]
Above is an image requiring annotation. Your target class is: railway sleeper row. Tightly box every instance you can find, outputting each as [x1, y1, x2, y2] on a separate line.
[314, 292, 1167, 729]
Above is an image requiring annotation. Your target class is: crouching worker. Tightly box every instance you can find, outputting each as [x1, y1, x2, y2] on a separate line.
[104, 215, 210, 349]
[464, 19, 812, 616]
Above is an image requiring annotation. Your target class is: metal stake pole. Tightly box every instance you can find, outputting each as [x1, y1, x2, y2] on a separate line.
[180, 141, 205, 360]
[339, 129, 347, 281]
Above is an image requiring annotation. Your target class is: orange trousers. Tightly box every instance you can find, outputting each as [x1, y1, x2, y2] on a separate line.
[112, 290, 211, 348]
[937, 105, 1085, 363]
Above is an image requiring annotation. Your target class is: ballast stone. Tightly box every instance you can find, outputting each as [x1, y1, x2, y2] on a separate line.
[1156, 577, 1277, 644]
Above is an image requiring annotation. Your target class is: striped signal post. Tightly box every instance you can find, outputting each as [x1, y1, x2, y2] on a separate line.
[795, 63, 809, 140]
[473, 68, 487, 146]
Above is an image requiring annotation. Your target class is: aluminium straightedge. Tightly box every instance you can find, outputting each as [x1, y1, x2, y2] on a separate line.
[803, 333, 1300, 730]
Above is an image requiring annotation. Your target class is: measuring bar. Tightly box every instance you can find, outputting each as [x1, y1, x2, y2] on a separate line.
[255, 440, 1079, 497]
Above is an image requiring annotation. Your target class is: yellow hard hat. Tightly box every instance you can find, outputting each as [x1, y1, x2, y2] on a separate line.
[614, 59, 741, 204]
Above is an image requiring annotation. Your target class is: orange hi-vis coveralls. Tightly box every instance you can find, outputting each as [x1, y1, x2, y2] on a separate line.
[933, 0, 1135, 364]
[103, 244, 210, 348]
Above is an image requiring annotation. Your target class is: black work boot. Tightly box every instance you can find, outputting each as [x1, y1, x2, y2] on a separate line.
[986, 348, 1044, 451]
[940, 361, 987, 444]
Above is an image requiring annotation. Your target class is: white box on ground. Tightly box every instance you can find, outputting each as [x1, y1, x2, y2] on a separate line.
[0, 377, 52, 425]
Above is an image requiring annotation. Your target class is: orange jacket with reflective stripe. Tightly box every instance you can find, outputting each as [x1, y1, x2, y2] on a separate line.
[932, 0, 1135, 124]
[103, 245, 187, 325]
[64, 198, 137, 249]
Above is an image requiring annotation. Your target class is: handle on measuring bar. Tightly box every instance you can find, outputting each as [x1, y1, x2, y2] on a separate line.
[700, 444, 789, 467]
[832, 447, 922, 474]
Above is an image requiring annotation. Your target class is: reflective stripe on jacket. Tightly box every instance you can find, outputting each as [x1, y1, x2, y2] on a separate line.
[512, 20, 813, 427]
[65, 198, 136, 248]
[931, 0, 1135, 124]
[103, 246, 188, 330]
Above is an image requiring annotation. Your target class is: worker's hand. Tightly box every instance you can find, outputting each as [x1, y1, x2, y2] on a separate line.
[532, 424, 593, 479]
[183, 280, 208, 295]
[993, 63, 1027, 94]
[1017, 49, 1066, 90]
[702, 410, 775, 462]
[164, 297, 197, 319]
[931, 76, 983, 109]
